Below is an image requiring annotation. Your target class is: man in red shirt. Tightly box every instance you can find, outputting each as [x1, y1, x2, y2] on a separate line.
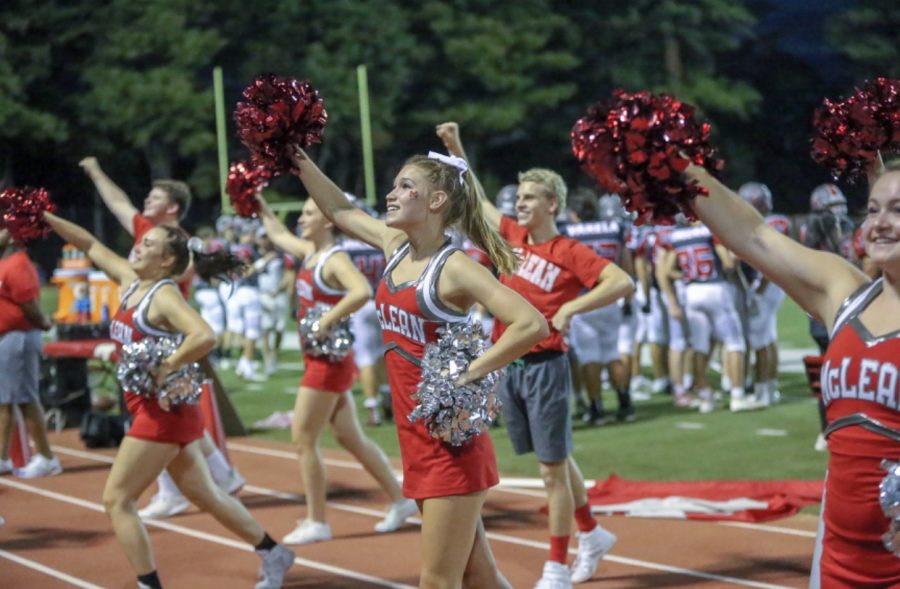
[0, 228, 60, 478]
[80, 157, 244, 518]
[438, 123, 634, 588]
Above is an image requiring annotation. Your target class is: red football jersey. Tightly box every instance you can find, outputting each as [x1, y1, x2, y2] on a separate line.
[494, 216, 609, 353]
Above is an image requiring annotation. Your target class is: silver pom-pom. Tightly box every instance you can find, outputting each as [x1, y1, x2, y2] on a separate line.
[298, 302, 353, 360]
[880, 459, 900, 557]
[116, 337, 204, 405]
[408, 322, 502, 447]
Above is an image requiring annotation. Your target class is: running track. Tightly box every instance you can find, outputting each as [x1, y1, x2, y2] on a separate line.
[0, 430, 817, 588]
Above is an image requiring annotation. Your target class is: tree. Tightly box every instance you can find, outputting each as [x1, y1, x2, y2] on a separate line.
[76, 0, 225, 196]
[826, 0, 900, 79]
[0, 2, 71, 182]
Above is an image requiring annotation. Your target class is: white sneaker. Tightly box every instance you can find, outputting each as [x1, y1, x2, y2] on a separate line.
[138, 493, 191, 519]
[14, 455, 62, 479]
[0, 458, 13, 474]
[282, 519, 332, 545]
[255, 544, 295, 589]
[534, 561, 573, 589]
[265, 358, 278, 376]
[814, 433, 828, 452]
[218, 468, 247, 495]
[374, 499, 418, 533]
[570, 526, 617, 583]
[630, 390, 652, 402]
[729, 395, 767, 413]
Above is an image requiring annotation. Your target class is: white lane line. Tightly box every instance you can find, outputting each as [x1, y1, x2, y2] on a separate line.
[756, 429, 788, 437]
[484, 531, 795, 589]
[675, 422, 707, 430]
[0, 549, 105, 589]
[718, 521, 817, 538]
[49, 444, 803, 588]
[0, 477, 414, 589]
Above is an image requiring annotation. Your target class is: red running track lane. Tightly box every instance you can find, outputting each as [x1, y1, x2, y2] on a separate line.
[0, 430, 818, 588]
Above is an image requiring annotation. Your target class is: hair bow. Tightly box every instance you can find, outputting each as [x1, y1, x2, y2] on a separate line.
[427, 151, 469, 185]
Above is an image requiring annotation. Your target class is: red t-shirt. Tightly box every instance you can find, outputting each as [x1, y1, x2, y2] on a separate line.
[131, 213, 190, 298]
[494, 216, 609, 353]
[0, 251, 41, 333]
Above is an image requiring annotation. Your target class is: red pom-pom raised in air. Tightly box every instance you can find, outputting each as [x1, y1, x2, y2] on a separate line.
[571, 89, 723, 225]
[811, 78, 900, 182]
[226, 161, 271, 218]
[0, 186, 56, 242]
[233, 74, 327, 175]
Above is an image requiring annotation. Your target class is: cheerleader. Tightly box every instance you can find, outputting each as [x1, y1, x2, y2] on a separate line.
[687, 158, 900, 587]
[42, 212, 294, 589]
[287, 141, 547, 588]
[256, 196, 417, 544]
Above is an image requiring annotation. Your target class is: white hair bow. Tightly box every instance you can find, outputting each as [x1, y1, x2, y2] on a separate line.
[427, 151, 468, 185]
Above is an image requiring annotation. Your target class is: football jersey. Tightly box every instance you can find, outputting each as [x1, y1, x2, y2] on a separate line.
[341, 238, 386, 291]
[663, 224, 725, 284]
[561, 219, 628, 263]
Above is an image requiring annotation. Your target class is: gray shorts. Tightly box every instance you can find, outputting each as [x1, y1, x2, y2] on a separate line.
[0, 330, 42, 405]
[496, 351, 573, 462]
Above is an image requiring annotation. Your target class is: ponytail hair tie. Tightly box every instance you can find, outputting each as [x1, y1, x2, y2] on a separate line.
[187, 236, 205, 254]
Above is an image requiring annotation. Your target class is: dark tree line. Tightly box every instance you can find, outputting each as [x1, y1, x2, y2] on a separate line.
[1, 0, 891, 270]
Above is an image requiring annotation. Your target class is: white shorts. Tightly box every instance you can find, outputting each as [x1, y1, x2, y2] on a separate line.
[684, 282, 745, 355]
[570, 304, 622, 365]
[747, 283, 785, 350]
[617, 300, 636, 357]
[260, 292, 288, 333]
[663, 282, 689, 352]
[635, 285, 669, 346]
[223, 284, 262, 340]
[194, 287, 225, 336]
[350, 300, 384, 369]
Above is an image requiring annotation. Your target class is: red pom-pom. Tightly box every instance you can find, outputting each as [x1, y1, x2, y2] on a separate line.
[571, 90, 723, 225]
[811, 78, 900, 182]
[226, 161, 271, 218]
[233, 74, 328, 175]
[0, 186, 56, 242]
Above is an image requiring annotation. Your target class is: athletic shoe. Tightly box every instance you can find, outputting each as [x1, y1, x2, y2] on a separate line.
[729, 396, 767, 413]
[14, 455, 62, 479]
[673, 393, 694, 408]
[570, 526, 617, 583]
[364, 397, 382, 426]
[630, 390, 652, 402]
[0, 458, 13, 474]
[534, 561, 573, 589]
[264, 358, 278, 376]
[255, 544, 295, 589]
[615, 406, 636, 423]
[282, 519, 332, 545]
[374, 499, 418, 533]
[218, 468, 247, 495]
[138, 493, 191, 519]
[814, 433, 828, 452]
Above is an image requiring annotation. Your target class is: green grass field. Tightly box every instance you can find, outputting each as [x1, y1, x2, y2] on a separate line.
[43, 285, 827, 484]
[221, 296, 827, 482]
